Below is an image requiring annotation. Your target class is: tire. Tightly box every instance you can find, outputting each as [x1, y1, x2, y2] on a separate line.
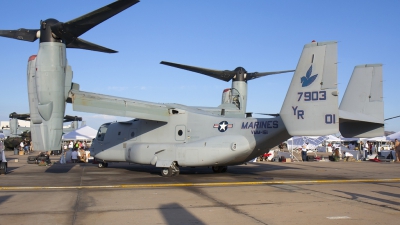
[161, 167, 173, 177]
[212, 166, 225, 173]
[98, 162, 104, 168]
[28, 156, 37, 161]
[0, 162, 7, 175]
[221, 166, 228, 173]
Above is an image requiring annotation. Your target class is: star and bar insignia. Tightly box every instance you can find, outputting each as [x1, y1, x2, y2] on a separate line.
[213, 121, 233, 132]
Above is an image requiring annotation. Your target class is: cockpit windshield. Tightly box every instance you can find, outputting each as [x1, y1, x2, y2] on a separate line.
[96, 123, 111, 141]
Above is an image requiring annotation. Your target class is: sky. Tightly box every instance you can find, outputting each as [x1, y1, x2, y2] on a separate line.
[0, 0, 399, 133]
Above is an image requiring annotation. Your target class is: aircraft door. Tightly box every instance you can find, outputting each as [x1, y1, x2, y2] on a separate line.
[175, 125, 186, 141]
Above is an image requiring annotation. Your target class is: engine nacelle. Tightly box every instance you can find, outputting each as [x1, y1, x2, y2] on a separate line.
[27, 42, 71, 151]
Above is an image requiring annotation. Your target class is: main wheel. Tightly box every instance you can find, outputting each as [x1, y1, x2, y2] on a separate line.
[0, 162, 7, 175]
[161, 167, 173, 177]
[221, 166, 228, 173]
[98, 162, 104, 168]
[212, 166, 225, 173]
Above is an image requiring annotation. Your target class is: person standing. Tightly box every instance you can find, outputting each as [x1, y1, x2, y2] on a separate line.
[20, 141, 25, 153]
[71, 150, 78, 163]
[368, 141, 373, 155]
[68, 141, 74, 151]
[363, 141, 369, 160]
[395, 139, 400, 163]
[301, 142, 308, 162]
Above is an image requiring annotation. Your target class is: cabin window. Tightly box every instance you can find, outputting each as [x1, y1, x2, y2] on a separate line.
[178, 130, 183, 136]
[96, 123, 110, 141]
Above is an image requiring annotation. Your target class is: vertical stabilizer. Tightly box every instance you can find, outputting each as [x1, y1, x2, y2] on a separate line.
[280, 41, 339, 136]
[339, 64, 384, 137]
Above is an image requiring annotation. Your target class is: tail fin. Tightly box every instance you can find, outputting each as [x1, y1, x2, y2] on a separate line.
[280, 41, 339, 136]
[339, 64, 384, 137]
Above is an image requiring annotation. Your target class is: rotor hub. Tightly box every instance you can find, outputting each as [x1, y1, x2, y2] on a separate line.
[233, 67, 247, 81]
[39, 18, 63, 43]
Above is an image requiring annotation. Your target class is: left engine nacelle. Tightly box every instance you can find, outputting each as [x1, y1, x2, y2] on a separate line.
[27, 43, 73, 151]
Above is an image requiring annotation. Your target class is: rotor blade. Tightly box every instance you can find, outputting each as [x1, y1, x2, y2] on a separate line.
[62, 0, 140, 38]
[256, 113, 280, 117]
[247, 70, 295, 80]
[9, 112, 31, 120]
[385, 115, 400, 121]
[0, 29, 39, 42]
[160, 61, 236, 82]
[66, 37, 117, 53]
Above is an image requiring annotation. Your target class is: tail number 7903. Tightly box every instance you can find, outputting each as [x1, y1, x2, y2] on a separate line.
[298, 91, 326, 101]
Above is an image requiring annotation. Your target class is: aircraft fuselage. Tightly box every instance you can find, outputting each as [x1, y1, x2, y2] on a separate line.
[91, 110, 290, 167]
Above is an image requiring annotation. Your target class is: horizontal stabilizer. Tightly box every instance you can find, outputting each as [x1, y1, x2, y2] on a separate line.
[280, 41, 339, 136]
[339, 64, 384, 137]
[69, 83, 170, 122]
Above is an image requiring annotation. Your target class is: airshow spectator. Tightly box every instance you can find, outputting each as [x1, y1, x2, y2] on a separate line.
[395, 139, 400, 163]
[71, 150, 78, 163]
[301, 142, 308, 162]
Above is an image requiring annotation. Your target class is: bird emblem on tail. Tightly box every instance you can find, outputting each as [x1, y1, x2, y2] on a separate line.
[301, 65, 318, 87]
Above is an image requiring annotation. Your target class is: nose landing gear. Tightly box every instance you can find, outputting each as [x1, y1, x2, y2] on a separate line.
[161, 162, 180, 177]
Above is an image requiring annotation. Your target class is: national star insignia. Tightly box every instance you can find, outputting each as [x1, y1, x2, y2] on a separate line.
[213, 121, 233, 132]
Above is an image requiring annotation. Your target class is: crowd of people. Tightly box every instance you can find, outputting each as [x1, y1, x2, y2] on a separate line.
[337, 139, 400, 162]
[60, 140, 90, 163]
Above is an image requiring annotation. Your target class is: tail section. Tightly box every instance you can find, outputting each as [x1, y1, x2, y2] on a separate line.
[339, 64, 384, 137]
[280, 41, 339, 136]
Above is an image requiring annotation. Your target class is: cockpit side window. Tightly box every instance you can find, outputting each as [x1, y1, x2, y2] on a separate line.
[96, 123, 111, 141]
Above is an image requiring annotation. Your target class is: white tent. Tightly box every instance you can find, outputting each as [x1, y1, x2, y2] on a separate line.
[366, 136, 388, 142]
[62, 125, 97, 140]
[325, 135, 341, 141]
[387, 131, 400, 140]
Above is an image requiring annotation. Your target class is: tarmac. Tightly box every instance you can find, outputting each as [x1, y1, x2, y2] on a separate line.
[1, 150, 400, 225]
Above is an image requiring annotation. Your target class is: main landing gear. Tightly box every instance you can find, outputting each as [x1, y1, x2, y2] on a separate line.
[161, 162, 180, 177]
[212, 166, 227, 173]
[98, 162, 108, 168]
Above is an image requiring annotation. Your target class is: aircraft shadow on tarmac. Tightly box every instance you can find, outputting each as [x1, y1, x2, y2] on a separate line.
[159, 203, 206, 225]
[44, 163, 86, 173]
[373, 191, 400, 200]
[0, 195, 13, 206]
[335, 190, 400, 207]
[42, 161, 298, 176]
[4, 167, 18, 174]
[121, 162, 298, 177]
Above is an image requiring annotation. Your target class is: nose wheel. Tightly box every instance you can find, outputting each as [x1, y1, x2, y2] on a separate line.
[212, 166, 227, 173]
[161, 162, 180, 177]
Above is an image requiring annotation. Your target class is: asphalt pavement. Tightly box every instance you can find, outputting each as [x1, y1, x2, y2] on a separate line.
[1, 150, 400, 225]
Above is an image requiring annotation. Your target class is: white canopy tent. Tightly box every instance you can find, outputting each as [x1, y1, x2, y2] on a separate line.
[387, 131, 400, 140]
[62, 125, 97, 140]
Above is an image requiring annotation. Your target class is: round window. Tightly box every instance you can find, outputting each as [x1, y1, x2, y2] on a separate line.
[178, 130, 183, 136]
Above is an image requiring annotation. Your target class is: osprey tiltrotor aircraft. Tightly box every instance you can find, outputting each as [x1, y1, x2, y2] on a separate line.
[0, 0, 384, 176]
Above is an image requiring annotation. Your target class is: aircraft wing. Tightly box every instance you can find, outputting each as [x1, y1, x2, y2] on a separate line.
[68, 83, 170, 122]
